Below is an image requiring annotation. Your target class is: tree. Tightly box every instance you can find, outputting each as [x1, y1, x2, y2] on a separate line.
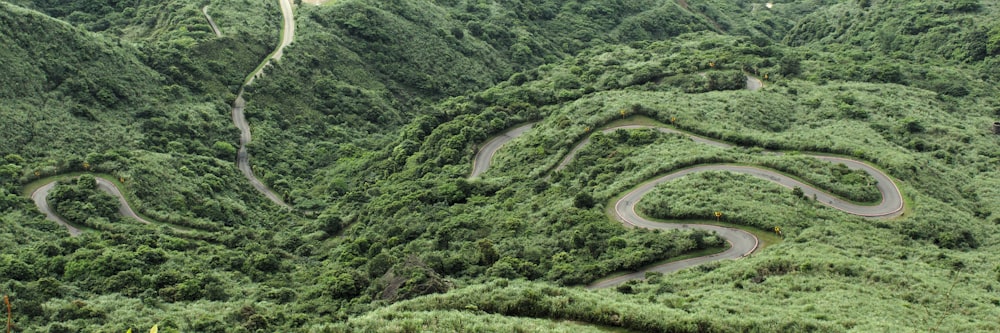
[704, 70, 746, 91]
[368, 252, 394, 278]
[212, 141, 237, 159]
[778, 54, 801, 77]
[76, 174, 97, 190]
[574, 192, 595, 209]
[902, 117, 925, 134]
[792, 187, 805, 198]
[0, 164, 20, 186]
[315, 212, 343, 236]
[952, 0, 980, 12]
[477, 239, 500, 265]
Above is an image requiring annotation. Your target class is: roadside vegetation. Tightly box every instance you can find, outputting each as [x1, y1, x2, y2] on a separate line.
[1, 0, 999, 331]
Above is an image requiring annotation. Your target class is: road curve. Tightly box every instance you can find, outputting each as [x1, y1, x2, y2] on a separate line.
[587, 161, 901, 288]
[31, 177, 152, 236]
[31, 182, 82, 236]
[559, 125, 904, 218]
[273, 0, 295, 61]
[229, 0, 295, 208]
[232, 95, 288, 207]
[202, 6, 222, 37]
[95, 178, 153, 224]
[473, 122, 904, 288]
[469, 123, 534, 178]
[471, 75, 761, 177]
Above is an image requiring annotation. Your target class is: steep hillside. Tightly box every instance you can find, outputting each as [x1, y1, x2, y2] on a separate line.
[240, 0, 727, 207]
[2, 0, 1000, 332]
[0, 2, 161, 157]
[0, 0, 278, 222]
[786, 0, 1000, 73]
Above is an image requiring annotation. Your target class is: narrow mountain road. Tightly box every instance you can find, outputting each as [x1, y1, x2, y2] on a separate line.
[31, 182, 82, 236]
[273, 0, 295, 61]
[555, 125, 731, 172]
[473, 120, 904, 288]
[95, 178, 153, 224]
[31, 0, 298, 233]
[232, 95, 288, 207]
[470, 77, 759, 177]
[229, 0, 296, 208]
[469, 123, 534, 178]
[202, 6, 222, 37]
[31, 177, 152, 236]
[557, 125, 903, 218]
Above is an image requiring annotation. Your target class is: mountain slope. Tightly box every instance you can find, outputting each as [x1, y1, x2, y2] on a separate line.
[0, 2, 161, 156]
[2, 0, 1000, 332]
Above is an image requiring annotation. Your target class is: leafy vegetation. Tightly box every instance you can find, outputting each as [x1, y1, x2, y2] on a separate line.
[46, 175, 120, 230]
[1, 0, 1000, 331]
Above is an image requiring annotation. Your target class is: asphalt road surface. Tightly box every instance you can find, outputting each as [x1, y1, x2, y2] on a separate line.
[32, 0, 300, 233]
[202, 6, 222, 37]
[473, 121, 903, 289]
[746, 75, 763, 91]
[469, 123, 534, 178]
[229, 0, 296, 208]
[31, 177, 152, 236]
[232, 96, 289, 208]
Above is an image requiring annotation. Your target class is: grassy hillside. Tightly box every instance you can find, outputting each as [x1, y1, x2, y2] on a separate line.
[2, 0, 1000, 331]
[0, 2, 162, 159]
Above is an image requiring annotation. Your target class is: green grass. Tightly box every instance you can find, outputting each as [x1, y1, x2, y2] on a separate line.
[590, 246, 729, 282]
[4, 1, 1000, 331]
[717, 161, 882, 206]
[600, 115, 666, 129]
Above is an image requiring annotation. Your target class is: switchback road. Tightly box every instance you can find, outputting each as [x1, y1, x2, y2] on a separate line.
[472, 121, 903, 288]
[230, 0, 295, 208]
[31, 177, 152, 236]
[469, 123, 534, 178]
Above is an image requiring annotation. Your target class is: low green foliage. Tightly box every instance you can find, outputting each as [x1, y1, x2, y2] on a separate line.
[2, 0, 1000, 331]
[637, 171, 842, 232]
[47, 175, 121, 230]
[319, 309, 614, 333]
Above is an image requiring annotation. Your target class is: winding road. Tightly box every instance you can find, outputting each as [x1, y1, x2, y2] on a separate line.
[471, 74, 758, 178]
[202, 6, 222, 37]
[469, 123, 535, 178]
[230, 0, 295, 208]
[472, 121, 903, 288]
[232, 95, 288, 207]
[31, 0, 297, 235]
[31, 177, 152, 236]
[28, 0, 894, 294]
